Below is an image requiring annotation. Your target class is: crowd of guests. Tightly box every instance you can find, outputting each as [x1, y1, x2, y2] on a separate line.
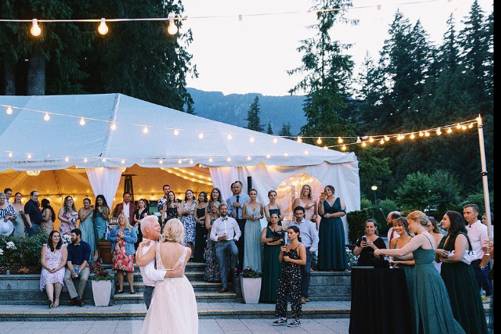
[353, 205, 493, 334]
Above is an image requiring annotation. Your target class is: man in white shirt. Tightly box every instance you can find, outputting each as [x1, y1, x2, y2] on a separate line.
[463, 203, 492, 296]
[211, 203, 241, 292]
[112, 192, 135, 222]
[226, 181, 249, 271]
[135, 215, 176, 309]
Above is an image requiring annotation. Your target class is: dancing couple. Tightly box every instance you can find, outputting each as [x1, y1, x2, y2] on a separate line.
[136, 215, 198, 334]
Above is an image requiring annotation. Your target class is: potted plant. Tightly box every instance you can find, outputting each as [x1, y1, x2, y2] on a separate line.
[240, 267, 262, 304]
[91, 259, 114, 306]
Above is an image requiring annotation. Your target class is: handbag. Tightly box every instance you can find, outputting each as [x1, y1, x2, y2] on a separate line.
[449, 235, 477, 265]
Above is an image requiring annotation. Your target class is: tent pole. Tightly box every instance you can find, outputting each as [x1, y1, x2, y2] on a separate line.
[476, 115, 492, 252]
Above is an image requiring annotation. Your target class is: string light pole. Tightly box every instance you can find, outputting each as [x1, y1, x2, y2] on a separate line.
[476, 115, 492, 257]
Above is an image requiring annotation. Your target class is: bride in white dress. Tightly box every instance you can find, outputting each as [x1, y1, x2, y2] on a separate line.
[140, 218, 198, 334]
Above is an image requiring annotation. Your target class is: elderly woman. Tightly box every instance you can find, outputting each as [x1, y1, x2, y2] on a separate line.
[109, 213, 138, 294]
[353, 219, 387, 267]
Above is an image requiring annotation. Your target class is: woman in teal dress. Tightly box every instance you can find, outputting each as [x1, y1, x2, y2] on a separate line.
[375, 211, 465, 334]
[79, 198, 96, 263]
[93, 195, 110, 240]
[243, 189, 264, 272]
[12, 193, 26, 237]
[436, 211, 487, 334]
[317, 185, 347, 271]
[260, 213, 284, 303]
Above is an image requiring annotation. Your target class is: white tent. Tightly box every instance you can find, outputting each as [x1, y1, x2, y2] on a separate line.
[0, 94, 360, 231]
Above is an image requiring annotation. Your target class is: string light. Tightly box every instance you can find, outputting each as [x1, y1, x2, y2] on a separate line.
[456, 123, 462, 130]
[424, 131, 430, 137]
[273, 137, 278, 144]
[64, 156, 69, 162]
[5, 106, 13, 115]
[297, 136, 303, 143]
[173, 129, 180, 136]
[198, 132, 204, 140]
[30, 19, 42, 37]
[43, 112, 50, 121]
[97, 18, 109, 35]
[410, 133, 416, 140]
[461, 125, 467, 131]
[167, 17, 178, 35]
[177, 159, 182, 164]
[110, 122, 117, 131]
[226, 157, 231, 162]
[447, 128, 453, 134]
[189, 159, 194, 164]
[8, 152, 13, 158]
[83, 157, 88, 163]
[419, 131, 424, 137]
[436, 128, 442, 136]
[338, 137, 344, 144]
[283, 152, 289, 157]
[27, 153, 32, 159]
[369, 137, 375, 143]
[208, 157, 213, 163]
[468, 123, 474, 129]
[356, 137, 361, 144]
[120, 159, 126, 164]
[379, 139, 385, 145]
[323, 146, 328, 150]
[266, 154, 271, 159]
[341, 145, 347, 151]
[361, 142, 367, 148]
[249, 136, 255, 143]
[246, 156, 252, 161]
[227, 134, 233, 140]
[26, 170, 41, 176]
[79, 117, 86, 126]
[316, 137, 323, 145]
[304, 150, 309, 155]
[384, 135, 390, 142]
[159, 159, 164, 165]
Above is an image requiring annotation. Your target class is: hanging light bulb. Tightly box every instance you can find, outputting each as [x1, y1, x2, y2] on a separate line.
[379, 139, 385, 145]
[356, 137, 361, 144]
[79, 117, 86, 126]
[64, 156, 69, 162]
[384, 135, 390, 142]
[27, 153, 32, 159]
[177, 159, 182, 164]
[456, 123, 462, 130]
[369, 137, 375, 143]
[198, 132, 204, 139]
[410, 133, 416, 140]
[468, 123, 474, 129]
[5, 106, 13, 115]
[226, 157, 231, 162]
[461, 125, 467, 130]
[246, 156, 252, 161]
[173, 129, 180, 136]
[8, 152, 13, 158]
[273, 137, 278, 144]
[142, 126, 149, 134]
[419, 131, 424, 137]
[159, 159, 164, 165]
[83, 157, 88, 163]
[424, 131, 430, 137]
[436, 128, 442, 136]
[43, 112, 50, 121]
[208, 157, 213, 163]
[167, 17, 178, 35]
[110, 122, 117, 131]
[266, 154, 271, 159]
[249, 136, 255, 143]
[189, 159, 194, 164]
[283, 152, 289, 157]
[227, 134, 233, 140]
[338, 137, 344, 144]
[341, 145, 347, 151]
[323, 146, 328, 150]
[316, 137, 323, 145]
[447, 128, 453, 134]
[304, 150, 309, 155]
[361, 142, 367, 148]
[97, 18, 109, 35]
[30, 19, 42, 37]
[297, 136, 303, 143]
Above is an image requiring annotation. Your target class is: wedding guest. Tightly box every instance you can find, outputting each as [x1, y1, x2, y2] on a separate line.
[59, 196, 79, 237]
[317, 185, 347, 271]
[386, 211, 402, 245]
[112, 192, 135, 223]
[0, 192, 15, 236]
[163, 191, 179, 225]
[24, 191, 42, 235]
[194, 192, 208, 262]
[64, 228, 91, 306]
[260, 213, 284, 303]
[12, 192, 27, 237]
[109, 213, 138, 294]
[292, 185, 318, 224]
[226, 181, 249, 270]
[463, 203, 491, 297]
[179, 189, 197, 255]
[208, 187, 225, 210]
[210, 203, 241, 292]
[242, 189, 264, 272]
[390, 217, 415, 267]
[436, 211, 487, 334]
[79, 198, 96, 263]
[133, 198, 149, 249]
[353, 219, 387, 268]
[204, 202, 221, 282]
[41, 199, 55, 234]
[264, 190, 282, 223]
[427, 216, 444, 272]
[290, 206, 319, 303]
[375, 211, 465, 334]
[93, 195, 110, 241]
[40, 231, 67, 308]
[3, 188, 12, 203]
[273, 226, 306, 328]
[157, 184, 171, 213]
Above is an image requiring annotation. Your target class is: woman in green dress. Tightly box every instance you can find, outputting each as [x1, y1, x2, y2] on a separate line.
[79, 198, 96, 263]
[317, 185, 347, 271]
[93, 195, 110, 240]
[375, 210, 465, 334]
[436, 211, 487, 334]
[260, 213, 284, 303]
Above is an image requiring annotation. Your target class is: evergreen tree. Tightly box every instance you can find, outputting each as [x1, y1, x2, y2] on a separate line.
[266, 122, 273, 135]
[246, 96, 263, 131]
[279, 123, 292, 136]
[289, 0, 355, 146]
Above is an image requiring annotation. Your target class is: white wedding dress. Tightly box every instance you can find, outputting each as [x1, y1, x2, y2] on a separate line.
[141, 244, 198, 334]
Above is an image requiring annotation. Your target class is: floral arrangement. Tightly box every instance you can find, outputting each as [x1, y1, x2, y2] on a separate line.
[90, 259, 113, 281]
[346, 246, 359, 270]
[241, 266, 262, 278]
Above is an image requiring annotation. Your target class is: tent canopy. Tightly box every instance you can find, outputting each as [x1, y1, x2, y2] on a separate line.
[0, 93, 357, 170]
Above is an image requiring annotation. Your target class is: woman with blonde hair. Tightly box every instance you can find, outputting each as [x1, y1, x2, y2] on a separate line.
[141, 218, 198, 334]
[375, 211, 465, 334]
[109, 213, 137, 294]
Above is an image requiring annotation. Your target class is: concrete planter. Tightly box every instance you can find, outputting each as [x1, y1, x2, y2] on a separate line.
[241, 277, 262, 304]
[91, 280, 112, 306]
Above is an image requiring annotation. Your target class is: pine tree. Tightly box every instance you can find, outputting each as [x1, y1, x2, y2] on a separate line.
[289, 0, 355, 146]
[266, 123, 273, 135]
[246, 96, 263, 131]
[279, 123, 292, 136]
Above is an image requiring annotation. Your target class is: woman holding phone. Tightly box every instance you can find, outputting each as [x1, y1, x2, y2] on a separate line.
[353, 219, 387, 267]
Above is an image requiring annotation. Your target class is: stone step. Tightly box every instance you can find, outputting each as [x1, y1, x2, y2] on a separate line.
[102, 262, 206, 273]
[0, 302, 352, 321]
[125, 281, 223, 292]
[131, 271, 206, 282]
[114, 291, 240, 304]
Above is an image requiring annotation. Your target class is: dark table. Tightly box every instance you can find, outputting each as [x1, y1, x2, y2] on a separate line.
[349, 267, 412, 334]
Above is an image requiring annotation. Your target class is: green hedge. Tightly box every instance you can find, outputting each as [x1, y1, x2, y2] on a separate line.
[0, 233, 48, 273]
[347, 209, 387, 244]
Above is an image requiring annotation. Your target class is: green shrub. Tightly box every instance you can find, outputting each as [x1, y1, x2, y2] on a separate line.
[347, 210, 369, 245]
[460, 192, 494, 215]
[360, 197, 373, 210]
[0, 233, 47, 273]
[378, 199, 399, 216]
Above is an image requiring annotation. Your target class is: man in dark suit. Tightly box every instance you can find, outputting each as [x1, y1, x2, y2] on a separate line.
[112, 192, 136, 224]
